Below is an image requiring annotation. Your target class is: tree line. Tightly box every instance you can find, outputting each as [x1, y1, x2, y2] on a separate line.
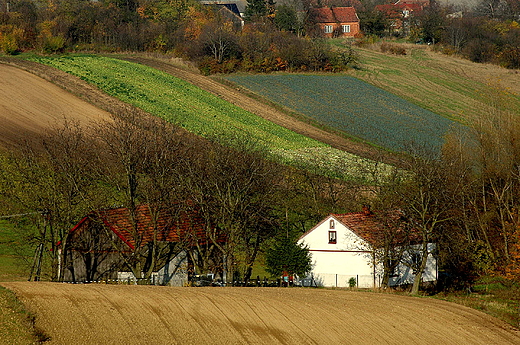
[0, 109, 361, 284]
[1, 95, 519, 291]
[1, 0, 517, 70]
[359, 0, 520, 69]
[0, 0, 359, 73]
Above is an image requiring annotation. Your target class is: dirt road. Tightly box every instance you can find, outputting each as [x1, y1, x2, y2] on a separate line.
[2, 282, 519, 345]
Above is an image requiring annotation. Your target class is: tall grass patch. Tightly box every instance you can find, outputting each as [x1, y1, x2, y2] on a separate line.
[0, 221, 32, 281]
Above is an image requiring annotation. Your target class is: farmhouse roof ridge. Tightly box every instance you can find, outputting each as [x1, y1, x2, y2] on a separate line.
[67, 204, 224, 250]
[300, 209, 416, 247]
[310, 6, 359, 24]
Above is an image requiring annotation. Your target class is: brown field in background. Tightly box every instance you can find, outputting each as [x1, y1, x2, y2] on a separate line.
[2, 282, 519, 345]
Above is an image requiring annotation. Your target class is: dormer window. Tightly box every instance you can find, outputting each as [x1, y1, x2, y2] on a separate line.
[328, 231, 337, 244]
[329, 219, 335, 229]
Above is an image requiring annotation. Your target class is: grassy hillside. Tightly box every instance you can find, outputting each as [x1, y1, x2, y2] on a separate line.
[347, 44, 520, 124]
[0, 221, 32, 282]
[22, 54, 391, 181]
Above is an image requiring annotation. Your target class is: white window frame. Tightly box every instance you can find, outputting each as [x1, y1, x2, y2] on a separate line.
[324, 25, 333, 34]
[342, 25, 351, 33]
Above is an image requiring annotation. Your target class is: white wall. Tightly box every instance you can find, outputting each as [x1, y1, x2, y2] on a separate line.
[388, 243, 437, 286]
[117, 251, 189, 286]
[300, 216, 438, 289]
[299, 216, 377, 288]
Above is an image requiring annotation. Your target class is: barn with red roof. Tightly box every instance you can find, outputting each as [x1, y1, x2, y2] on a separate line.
[62, 204, 225, 286]
[298, 207, 437, 288]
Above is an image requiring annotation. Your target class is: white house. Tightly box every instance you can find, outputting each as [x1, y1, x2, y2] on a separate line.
[298, 208, 438, 288]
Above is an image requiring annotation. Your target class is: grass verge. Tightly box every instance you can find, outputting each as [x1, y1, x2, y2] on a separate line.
[0, 286, 49, 344]
[433, 277, 520, 329]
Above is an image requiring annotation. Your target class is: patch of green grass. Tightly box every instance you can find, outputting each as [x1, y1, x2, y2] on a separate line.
[434, 277, 520, 329]
[0, 221, 32, 282]
[0, 286, 44, 344]
[272, 147, 392, 183]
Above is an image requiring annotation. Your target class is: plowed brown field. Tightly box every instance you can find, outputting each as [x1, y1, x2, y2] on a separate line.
[2, 282, 519, 345]
[0, 63, 112, 148]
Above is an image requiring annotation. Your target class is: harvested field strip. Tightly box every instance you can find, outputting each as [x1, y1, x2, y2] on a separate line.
[224, 74, 461, 152]
[0, 64, 111, 148]
[2, 282, 520, 345]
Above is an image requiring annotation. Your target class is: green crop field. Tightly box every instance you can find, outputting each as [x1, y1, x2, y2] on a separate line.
[23, 55, 390, 181]
[224, 74, 461, 152]
[26, 55, 322, 151]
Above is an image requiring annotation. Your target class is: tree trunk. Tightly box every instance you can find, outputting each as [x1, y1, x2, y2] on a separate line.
[411, 240, 429, 295]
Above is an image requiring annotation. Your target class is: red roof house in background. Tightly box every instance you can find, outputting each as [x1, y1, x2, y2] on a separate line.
[310, 7, 360, 38]
[376, 0, 429, 35]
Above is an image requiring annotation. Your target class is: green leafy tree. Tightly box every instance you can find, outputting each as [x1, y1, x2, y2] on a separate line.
[274, 5, 299, 33]
[265, 235, 312, 278]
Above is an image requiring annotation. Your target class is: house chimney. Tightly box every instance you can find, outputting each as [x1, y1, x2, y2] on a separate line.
[362, 205, 372, 216]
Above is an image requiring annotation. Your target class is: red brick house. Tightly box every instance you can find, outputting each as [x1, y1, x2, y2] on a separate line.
[61, 204, 225, 285]
[376, 0, 429, 35]
[310, 7, 361, 38]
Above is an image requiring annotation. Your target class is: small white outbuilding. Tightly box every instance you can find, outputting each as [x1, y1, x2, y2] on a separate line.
[298, 208, 438, 288]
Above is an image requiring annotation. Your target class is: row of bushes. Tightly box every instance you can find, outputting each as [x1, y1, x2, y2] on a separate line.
[0, 1, 358, 74]
[192, 29, 359, 74]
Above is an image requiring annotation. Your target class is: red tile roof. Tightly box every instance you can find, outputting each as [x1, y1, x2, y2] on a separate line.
[301, 210, 418, 247]
[311, 7, 359, 23]
[69, 204, 224, 250]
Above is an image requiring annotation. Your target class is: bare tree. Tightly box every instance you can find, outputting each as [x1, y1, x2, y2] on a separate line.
[92, 109, 190, 280]
[186, 140, 283, 284]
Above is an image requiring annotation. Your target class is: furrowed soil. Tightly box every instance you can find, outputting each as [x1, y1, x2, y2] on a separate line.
[0, 61, 112, 149]
[2, 282, 519, 345]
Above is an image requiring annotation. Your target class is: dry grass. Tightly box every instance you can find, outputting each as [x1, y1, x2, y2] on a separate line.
[341, 41, 520, 125]
[0, 286, 45, 344]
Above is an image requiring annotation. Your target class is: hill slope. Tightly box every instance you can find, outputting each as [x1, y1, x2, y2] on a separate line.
[0, 64, 111, 148]
[2, 282, 519, 345]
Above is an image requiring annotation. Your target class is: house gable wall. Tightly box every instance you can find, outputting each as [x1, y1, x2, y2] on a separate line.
[311, 7, 361, 38]
[299, 214, 438, 288]
[299, 215, 375, 288]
